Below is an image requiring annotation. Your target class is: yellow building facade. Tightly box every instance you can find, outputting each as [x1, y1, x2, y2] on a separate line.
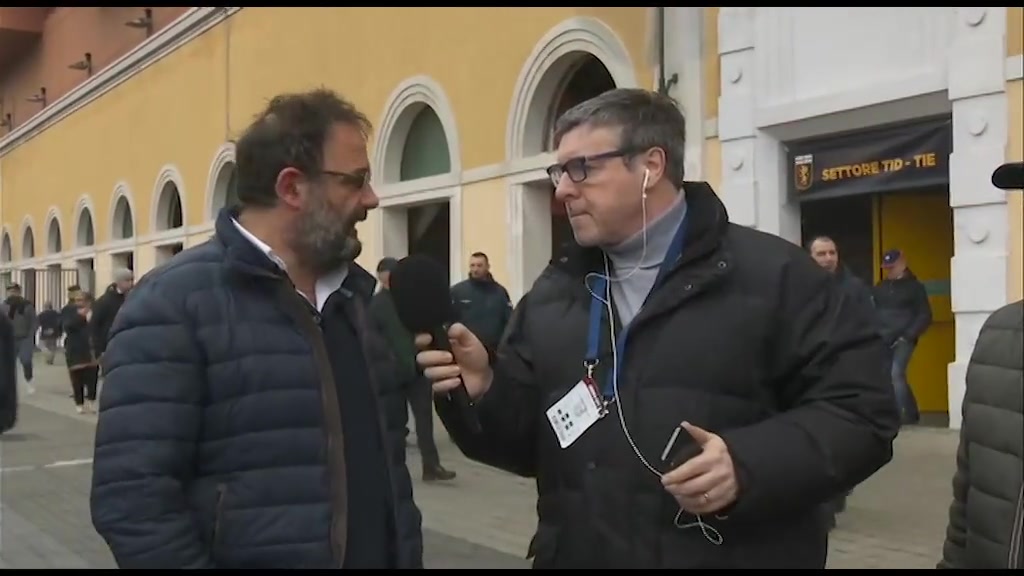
[0, 7, 654, 302]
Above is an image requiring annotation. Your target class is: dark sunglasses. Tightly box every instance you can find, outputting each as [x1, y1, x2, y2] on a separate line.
[546, 149, 634, 187]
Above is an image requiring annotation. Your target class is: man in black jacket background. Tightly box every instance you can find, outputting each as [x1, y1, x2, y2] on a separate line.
[807, 234, 879, 525]
[450, 252, 512, 353]
[807, 235, 875, 313]
[89, 268, 133, 361]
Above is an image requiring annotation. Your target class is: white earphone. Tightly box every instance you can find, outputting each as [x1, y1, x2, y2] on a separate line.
[642, 168, 650, 199]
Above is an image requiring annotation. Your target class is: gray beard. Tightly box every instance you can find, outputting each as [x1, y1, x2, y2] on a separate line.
[293, 196, 363, 275]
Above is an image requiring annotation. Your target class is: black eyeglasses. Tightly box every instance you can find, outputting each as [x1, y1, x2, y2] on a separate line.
[546, 149, 633, 187]
[322, 169, 371, 189]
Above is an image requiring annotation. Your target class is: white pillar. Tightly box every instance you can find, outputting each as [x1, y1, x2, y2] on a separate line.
[946, 7, 1009, 429]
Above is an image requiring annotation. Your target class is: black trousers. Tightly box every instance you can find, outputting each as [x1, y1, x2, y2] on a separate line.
[70, 366, 99, 405]
[404, 376, 440, 469]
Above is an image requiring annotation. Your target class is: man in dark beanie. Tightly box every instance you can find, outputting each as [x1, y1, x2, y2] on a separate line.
[371, 257, 455, 482]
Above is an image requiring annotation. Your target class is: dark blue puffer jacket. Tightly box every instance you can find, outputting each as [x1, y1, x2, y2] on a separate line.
[90, 209, 422, 569]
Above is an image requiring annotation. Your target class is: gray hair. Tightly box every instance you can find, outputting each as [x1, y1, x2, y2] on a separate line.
[552, 88, 687, 188]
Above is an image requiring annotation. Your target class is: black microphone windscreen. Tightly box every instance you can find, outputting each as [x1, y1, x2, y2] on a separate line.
[389, 254, 454, 333]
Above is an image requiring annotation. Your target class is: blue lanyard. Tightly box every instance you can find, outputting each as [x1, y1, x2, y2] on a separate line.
[585, 214, 689, 399]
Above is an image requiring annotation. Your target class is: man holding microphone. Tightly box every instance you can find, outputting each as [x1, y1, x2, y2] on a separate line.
[416, 89, 898, 568]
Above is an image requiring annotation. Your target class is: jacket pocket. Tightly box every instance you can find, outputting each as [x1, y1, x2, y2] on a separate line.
[212, 483, 229, 551]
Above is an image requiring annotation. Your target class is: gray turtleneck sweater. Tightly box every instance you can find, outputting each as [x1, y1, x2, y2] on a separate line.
[604, 195, 687, 326]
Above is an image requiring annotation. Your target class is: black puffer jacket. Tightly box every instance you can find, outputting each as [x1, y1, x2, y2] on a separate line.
[940, 300, 1024, 569]
[437, 182, 898, 569]
[90, 284, 126, 357]
[90, 209, 422, 569]
[873, 270, 932, 345]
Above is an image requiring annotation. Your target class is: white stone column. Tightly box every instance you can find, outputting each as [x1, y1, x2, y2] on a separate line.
[946, 7, 1009, 429]
[663, 7, 706, 181]
[717, 8, 760, 228]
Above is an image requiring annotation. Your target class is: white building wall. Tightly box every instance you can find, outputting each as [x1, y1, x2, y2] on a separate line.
[714, 7, 1010, 429]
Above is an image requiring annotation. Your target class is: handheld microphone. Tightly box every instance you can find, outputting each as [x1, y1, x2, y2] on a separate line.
[389, 254, 482, 434]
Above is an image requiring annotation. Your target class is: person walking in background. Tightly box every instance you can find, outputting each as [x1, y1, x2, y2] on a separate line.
[90, 268, 133, 362]
[3, 283, 37, 394]
[450, 252, 512, 353]
[938, 161, 1024, 570]
[60, 285, 82, 398]
[37, 301, 62, 365]
[873, 249, 932, 425]
[63, 289, 100, 415]
[372, 257, 456, 483]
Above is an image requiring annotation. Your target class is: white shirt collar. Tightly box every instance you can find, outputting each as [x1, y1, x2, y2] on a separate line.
[231, 217, 348, 312]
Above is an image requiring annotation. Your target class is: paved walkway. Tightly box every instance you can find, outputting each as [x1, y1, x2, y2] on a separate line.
[2, 359, 959, 569]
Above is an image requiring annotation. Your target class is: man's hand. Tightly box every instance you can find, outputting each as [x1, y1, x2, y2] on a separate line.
[414, 323, 493, 400]
[661, 422, 739, 515]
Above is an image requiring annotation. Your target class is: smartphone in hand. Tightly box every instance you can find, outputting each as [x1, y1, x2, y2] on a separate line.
[660, 424, 703, 471]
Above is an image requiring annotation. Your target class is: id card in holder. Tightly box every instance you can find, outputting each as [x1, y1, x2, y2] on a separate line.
[546, 380, 603, 449]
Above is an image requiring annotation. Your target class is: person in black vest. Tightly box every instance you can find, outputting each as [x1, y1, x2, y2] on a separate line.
[90, 89, 421, 569]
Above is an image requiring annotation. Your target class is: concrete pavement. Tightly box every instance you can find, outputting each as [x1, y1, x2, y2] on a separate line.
[3, 358, 959, 569]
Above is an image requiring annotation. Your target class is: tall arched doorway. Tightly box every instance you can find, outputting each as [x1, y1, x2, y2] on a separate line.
[545, 55, 616, 257]
[110, 187, 137, 275]
[399, 106, 453, 280]
[154, 177, 185, 266]
[374, 76, 462, 283]
[520, 52, 616, 292]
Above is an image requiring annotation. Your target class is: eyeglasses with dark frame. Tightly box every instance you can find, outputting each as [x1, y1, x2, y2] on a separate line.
[321, 169, 371, 189]
[546, 149, 634, 187]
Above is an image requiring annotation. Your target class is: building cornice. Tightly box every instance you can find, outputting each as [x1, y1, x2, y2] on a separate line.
[0, 7, 241, 158]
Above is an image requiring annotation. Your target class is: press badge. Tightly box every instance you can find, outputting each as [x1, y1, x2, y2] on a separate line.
[546, 380, 602, 449]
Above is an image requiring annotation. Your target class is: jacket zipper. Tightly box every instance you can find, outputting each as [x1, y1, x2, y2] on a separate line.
[309, 308, 345, 568]
[1009, 482, 1024, 569]
[213, 483, 228, 548]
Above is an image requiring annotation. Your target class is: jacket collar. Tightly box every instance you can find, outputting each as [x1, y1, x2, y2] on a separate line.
[215, 207, 376, 300]
[551, 181, 730, 279]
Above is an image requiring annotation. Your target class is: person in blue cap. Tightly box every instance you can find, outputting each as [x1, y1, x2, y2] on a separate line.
[872, 247, 932, 425]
